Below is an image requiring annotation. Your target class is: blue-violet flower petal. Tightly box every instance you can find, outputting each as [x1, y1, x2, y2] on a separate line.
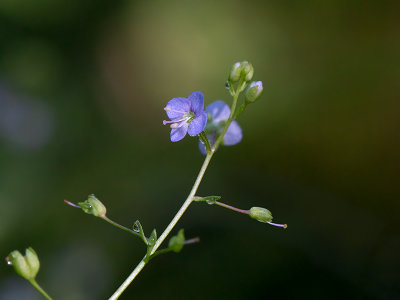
[164, 92, 207, 142]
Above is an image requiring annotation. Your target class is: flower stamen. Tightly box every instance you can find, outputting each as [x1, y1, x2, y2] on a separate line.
[163, 117, 187, 125]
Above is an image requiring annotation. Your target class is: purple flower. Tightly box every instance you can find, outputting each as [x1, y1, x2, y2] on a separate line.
[199, 100, 242, 154]
[163, 91, 208, 142]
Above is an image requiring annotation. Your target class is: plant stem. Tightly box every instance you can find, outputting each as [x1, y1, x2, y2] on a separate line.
[212, 79, 243, 152]
[110, 81, 244, 299]
[149, 236, 200, 261]
[215, 201, 249, 215]
[102, 216, 142, 240]
[149, 248, 172, 260]
[29, 279, 52, 300]
[199, 131, 212, 154]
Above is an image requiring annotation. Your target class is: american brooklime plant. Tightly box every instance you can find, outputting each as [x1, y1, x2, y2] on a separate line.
[6, 61, 287, 299]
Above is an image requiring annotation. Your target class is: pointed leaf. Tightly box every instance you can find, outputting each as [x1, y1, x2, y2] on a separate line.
[133, 220, 147, 245]
[193, 195, 221, 205]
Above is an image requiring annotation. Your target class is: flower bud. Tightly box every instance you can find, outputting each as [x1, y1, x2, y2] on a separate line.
[78, 194, 107, 217]
[229, 62, 242, 82]
[168, 229, 185, 253]
[6, 247, 40, 280]
[245, 81, 263, 103]
[240, 61, 254, 82]
[249, 207, 273, 223]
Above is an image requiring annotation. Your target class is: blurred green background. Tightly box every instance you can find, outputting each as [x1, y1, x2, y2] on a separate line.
[0, 0, 399, 299]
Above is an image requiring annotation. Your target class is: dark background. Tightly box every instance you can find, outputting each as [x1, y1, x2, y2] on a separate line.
[0, 0, 399, 299]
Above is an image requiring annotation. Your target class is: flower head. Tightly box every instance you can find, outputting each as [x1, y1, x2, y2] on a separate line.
[199, 100, 242, 154]
[163, 91, 208, 142]
[245, 81, 263, 103]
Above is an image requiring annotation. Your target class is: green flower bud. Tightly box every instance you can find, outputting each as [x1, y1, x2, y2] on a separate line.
[168, 229, 185, 253]
[229, 62, 242, 82]
[241, 61, 254, 82]
[245, 81, 263, 103]
[249, 207, 287, 228]
[6, 247, 40, 280]
[249, 207, 273, 223]
[78, 194, 107, 217]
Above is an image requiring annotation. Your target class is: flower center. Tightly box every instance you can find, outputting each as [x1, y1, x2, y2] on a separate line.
[163, 111, 196, 129]
[185, 111, 195, 123]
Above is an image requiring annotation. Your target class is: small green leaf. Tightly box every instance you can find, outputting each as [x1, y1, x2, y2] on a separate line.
[193, 195, 221, 205]
[133, 220, 147, 245]
[168, 229, 185, 253]
[147, 229, 157, 249]
[145, 229, 158, 261]
[147, 229, 157, 254]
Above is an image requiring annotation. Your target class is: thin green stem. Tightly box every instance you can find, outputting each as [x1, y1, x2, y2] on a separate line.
[215, 201, 249, 215]
[149, 248, 172, 260]
[212, 79, 243, 152]
[29, 279, 52, 300]
[109, 152, 214, 299]
[149, 236, 200, 261]
[102, 216, 143, 241]
[199, 131, 212, 154]
[233, 102, 248, 120]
